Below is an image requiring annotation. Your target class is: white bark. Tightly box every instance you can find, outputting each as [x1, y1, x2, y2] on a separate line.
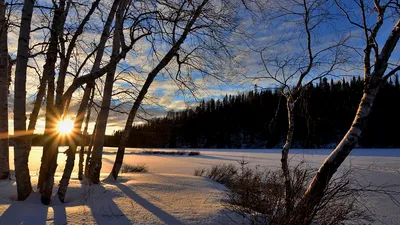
[281, 97, 295, 214]
[291, 18, 400, 225]
[290, 81, 381, 225]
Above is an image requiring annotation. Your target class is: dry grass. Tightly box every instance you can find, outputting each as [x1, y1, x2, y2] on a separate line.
[188, 151, 200, 156]
[121, 163, 149, 173]
[193, 168, 206, 176]
[194, 162, 374, 225]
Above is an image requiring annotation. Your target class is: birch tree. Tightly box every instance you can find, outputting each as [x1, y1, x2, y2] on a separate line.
[55, 0, 103, 202]
[77, 87, 94, 180]
[86, 0, 129, 183]
[29, 0, 122, 204]
[0, 0, 9, 179]
[14, 0, 35, 200]
[7, 0, 150, 203]
[58, 0, 127, 196]
[73, 0, 122, 181]
[37, 0, 71, 204]
[108, 0, 239, 180]
[290, 1, 400, 223]
[33, 0, 152, 202]
[36, 0, 125, 204]
[251, 0, 350, 215]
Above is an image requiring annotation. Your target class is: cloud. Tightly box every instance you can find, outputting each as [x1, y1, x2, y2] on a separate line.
[8, 0, 396, 137]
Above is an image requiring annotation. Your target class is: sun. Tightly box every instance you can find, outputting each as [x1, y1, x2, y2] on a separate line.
[57, 118, 74, 135]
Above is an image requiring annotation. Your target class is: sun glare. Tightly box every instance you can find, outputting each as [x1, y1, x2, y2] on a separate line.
[57, 119, 74, 135]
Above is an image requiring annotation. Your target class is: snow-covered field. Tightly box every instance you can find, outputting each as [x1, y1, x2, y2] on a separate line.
[1, 147, 400, 224]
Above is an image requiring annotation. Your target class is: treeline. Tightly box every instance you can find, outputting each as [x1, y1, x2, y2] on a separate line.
[108, 76, 400, 148]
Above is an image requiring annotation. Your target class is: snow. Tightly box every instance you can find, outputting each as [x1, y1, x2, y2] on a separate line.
[0, 173, 244, 224]
[1, 147, 400, 224]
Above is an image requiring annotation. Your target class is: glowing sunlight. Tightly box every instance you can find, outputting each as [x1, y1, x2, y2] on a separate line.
[57, 119, 74, 135]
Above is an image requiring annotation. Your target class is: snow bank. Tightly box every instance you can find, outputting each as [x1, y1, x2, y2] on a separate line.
[0, 172, 246, 225]
[1, 147, 399, 224]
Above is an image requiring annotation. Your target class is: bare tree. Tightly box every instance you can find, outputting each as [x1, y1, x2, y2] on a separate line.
[86, 0, 130, 183]
[56, 0, 103, 203]
[37, 0, 123, 204]
[109, 0, 239, 180]
[290, 1, 400, 223]
[31, 0, 145, 204]
[8, 0, 154, 204]
[250, 0, 350, 215]
[37, 0, 71, 204]
[77, 86, 94, 180]
[56, 0, 155, 199]
[0, 0, 9, 179]
[87, 0, 166, 183]
[13, 0, 35, 200]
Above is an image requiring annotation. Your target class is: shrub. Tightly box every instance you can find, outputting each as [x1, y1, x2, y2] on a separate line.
[188, 151, 200, 156]
[194, 163, 373, 225]
[177, 150, 186, 155]
[206, 164, 237, 185]
[193, 168, 206, 176]
[121, 163, 148, 173]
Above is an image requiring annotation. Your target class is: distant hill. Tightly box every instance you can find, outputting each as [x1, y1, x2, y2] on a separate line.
[22, 76, 400, 149]
[110, 76, 400, 149]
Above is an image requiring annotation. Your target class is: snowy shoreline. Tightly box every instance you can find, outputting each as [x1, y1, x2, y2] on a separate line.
[1, 147, 399, 224]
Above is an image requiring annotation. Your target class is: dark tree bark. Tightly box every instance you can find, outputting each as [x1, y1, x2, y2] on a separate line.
[38, 0, 70, 205]
[88, 0, 128, 183]
[109, 0, 210, 180]
[13, 0, 35, 200]
[0, 0, 9, 180]
[78, 86, 94, 180]
[56, 0, 105, 202]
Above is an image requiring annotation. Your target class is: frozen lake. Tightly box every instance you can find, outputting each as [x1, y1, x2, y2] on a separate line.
[6, 147, 400, 224]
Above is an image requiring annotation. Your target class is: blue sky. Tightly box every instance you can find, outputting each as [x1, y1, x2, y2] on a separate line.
[6, 0, 400, 135]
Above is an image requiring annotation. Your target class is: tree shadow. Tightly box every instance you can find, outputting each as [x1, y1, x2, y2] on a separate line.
[116, 182, 184, 225]
[0, 192, 48, 225]
[51, 197, 67, 225]
[0, 177, 133, 225]
[86, 184, 132, 225]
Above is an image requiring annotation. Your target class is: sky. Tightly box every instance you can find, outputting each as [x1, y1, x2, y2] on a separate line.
[5, 0, 400, 135]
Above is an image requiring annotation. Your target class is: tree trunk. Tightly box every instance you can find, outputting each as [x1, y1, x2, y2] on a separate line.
[27, 71, 47, 147]
[290, 81, 381, 224]
[281, 98, 295, 215]
[56, 0, 107, 202]
[66, 0, 120, 184]
[290, 19, 400, 224]
[85, 122, 96, 176]
[7, 55, 12, 90]
[13, 0, 35, 200]
[88, 0, 127, 183]
[38, 0, 70, 205]
[0, 0, 9, 179]
[87, 67, 117, 183]
[57, 83, 93, 202]
[78, 86, 94, 180]
[109, 0, 209, 180]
